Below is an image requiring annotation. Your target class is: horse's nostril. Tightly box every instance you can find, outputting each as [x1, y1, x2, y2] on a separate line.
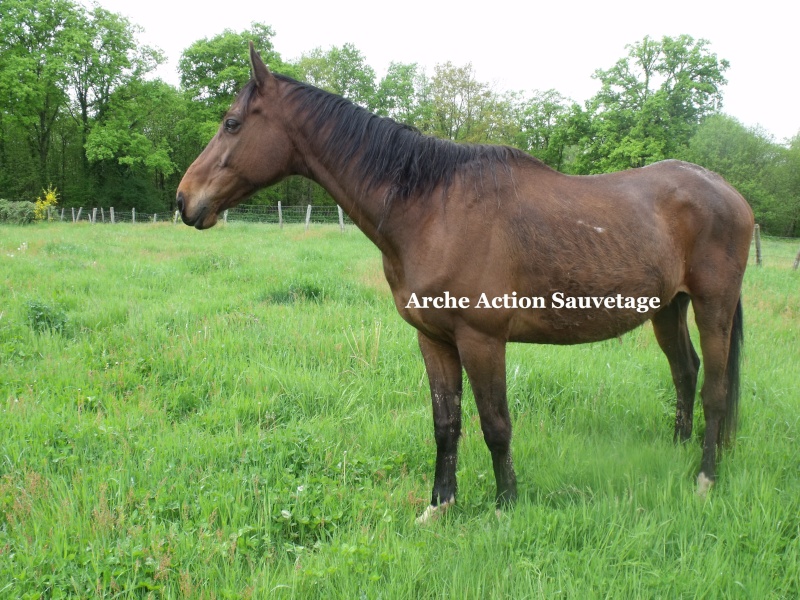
[176, 191, 185, 213]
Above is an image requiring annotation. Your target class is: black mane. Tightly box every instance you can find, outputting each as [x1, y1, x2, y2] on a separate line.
[254, 74, 540, 204]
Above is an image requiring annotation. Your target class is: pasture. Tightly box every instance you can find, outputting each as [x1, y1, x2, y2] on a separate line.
[1, 222, 798, 598]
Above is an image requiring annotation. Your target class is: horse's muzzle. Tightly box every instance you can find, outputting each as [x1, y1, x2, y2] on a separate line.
[175, 190, 196, 227]
[175, 190, 210, 228]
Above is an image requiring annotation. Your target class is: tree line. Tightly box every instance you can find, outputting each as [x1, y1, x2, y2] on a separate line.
[1, 0, 798, 235]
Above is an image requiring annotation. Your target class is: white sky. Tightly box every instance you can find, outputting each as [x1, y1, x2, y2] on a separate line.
[88, 0, 797, 142]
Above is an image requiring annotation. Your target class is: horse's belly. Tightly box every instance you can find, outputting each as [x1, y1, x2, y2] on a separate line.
[507, 298, 658, 344]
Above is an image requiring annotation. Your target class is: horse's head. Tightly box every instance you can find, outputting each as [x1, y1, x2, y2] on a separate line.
[176, 43, 295, 229]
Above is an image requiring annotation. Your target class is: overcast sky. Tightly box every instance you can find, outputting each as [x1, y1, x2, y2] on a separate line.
[86, 0, 797, 142]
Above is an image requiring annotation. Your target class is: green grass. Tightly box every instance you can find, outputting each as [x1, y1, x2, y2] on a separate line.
[1, 223, 798, 598]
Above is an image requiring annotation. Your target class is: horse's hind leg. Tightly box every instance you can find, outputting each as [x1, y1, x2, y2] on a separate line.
[652, 292, 700, 442]
[691, 294, 744, 495]
[416, 332, 463, 523]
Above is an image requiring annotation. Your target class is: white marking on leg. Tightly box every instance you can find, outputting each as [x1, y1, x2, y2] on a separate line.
[697, 472, 714, 498]
[415, 497, 454, 525]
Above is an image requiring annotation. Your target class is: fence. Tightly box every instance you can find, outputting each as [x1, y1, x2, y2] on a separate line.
[49, 203, 352, 230]
[43, 206, 800, 269]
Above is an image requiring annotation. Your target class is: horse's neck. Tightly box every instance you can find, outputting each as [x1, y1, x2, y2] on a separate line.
[292, 117, 396, 255]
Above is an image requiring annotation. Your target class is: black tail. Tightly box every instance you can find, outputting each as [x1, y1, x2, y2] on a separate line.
[722, 299, 744, 445]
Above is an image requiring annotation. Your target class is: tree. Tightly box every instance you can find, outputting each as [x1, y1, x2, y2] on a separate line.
[492, 89, 578, 170]
[0, 0, 167, 205]
[682, 114, 792, 233]
[773, 136, 800, 236]
[427, 62, 495, 142]
[375, 62, 432, 127]
[0, 0, 77, 193]
[295, 43, 377, 110]
[85, 79, 184, 210]
[66, 6, 162, 160]
[576, 35, 729, 173]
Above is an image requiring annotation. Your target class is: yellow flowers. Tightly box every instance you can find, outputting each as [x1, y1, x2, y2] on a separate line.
[34, 184, 59, 221]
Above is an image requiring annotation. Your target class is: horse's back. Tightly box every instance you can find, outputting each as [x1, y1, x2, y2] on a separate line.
[506, 158, 753, 263]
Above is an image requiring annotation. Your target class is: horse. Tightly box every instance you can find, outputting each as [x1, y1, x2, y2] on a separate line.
[177, 44, 754, 521]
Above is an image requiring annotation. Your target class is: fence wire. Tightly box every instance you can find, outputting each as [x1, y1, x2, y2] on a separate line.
[52, 204, 352, 227]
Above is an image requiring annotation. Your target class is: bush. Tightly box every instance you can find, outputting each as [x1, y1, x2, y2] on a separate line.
[34, 185, 59, 221]
[0, 199, 35, 225]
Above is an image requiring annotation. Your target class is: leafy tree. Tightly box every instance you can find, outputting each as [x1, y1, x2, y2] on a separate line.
[681, 114, 794, 233]
[295, 43, 377, 110]
[427, 62, 496, 142]
[577, 35, 729, 173]
[85, 79, 185, 210]
[765, 134, 800, 236]
[0, 0, 77, 193]
[490, 89, 578, 170]
[375, 62, 432, 127]
[66, 6, 162, 158]
[0, 0, 167, 205]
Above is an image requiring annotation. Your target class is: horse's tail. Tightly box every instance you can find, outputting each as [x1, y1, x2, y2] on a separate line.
[722, 298, 744, 445]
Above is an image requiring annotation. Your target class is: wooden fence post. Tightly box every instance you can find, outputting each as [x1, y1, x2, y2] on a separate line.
[110, 207, 115, 224]
[305, 204, 312, 230]
[223, 209, 228, 224]
[153, 213, 157, 223]
[338, 206, 344, 232]
[60, 208, 65, 221]
[132, 208, 136, 224]
[101, 207, 105, 223]
[76, 207, 83, 222]
[174, 210, 179, 224]
[278, 201, 283, 229]
[71, 207, 75, 223]
[754, 224, 762, 267]
[92, 208, 97, 224]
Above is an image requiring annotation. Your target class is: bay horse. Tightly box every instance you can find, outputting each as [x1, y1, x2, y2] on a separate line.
[177, 44, 754, 521]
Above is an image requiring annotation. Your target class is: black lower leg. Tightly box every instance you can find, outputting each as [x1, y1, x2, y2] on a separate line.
[491, 448, 517, 506]
[418, 332, 463, 507]
[431, 418, 460, 505]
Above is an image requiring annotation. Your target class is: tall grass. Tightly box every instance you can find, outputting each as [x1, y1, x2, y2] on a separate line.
[1, 223, 798, 598]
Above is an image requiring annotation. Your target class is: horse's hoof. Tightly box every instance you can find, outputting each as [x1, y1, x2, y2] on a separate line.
[415, 498, 454, 525]
[696, 472, 714, 498]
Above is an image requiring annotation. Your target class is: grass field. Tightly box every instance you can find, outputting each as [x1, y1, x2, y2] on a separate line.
[1, 222, 798, 598]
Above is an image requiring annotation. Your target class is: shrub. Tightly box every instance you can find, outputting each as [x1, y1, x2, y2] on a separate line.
[0, 199, 35, 225]
[34, 185, 59, 221]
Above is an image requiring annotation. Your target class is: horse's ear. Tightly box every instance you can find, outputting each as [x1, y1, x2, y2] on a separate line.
[249, 41, 271, 88]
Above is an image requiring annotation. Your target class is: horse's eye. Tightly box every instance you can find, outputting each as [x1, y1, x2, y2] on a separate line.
[224, 118, 240, 133]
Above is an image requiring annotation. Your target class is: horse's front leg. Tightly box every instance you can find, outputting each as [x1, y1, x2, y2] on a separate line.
[416, 331, 463, 524]
[458, 331, 517, 508]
